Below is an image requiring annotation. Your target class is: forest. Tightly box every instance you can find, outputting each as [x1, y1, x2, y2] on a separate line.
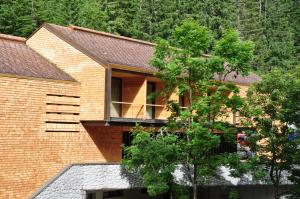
[0, 0, 299, 73]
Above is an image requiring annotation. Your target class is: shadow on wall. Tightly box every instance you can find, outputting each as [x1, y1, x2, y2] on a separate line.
[122, 77, 145, 118]
[83, 125, 123, 162]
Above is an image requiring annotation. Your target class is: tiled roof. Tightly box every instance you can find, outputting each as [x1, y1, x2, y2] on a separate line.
[44, 23, 260, 84]
[0, 33, 75, 81]
[45, 24, 155, 72]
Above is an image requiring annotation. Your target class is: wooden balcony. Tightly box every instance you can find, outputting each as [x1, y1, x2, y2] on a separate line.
[110, 101, 171, 124]
[111, 101, 144, 119]
[109, 70, 241, 125]
[109, 70, 177, 124]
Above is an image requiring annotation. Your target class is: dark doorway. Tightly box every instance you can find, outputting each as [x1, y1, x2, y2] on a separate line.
[122, 131, 133, 158]
[111, 77, 122, 117]
[146, 82, 156, 119]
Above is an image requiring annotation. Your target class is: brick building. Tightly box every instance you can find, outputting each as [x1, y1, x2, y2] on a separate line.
[0, 24, 267, 199]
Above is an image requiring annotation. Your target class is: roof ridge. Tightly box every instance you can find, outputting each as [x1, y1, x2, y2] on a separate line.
[0, 33, 26, 42]
[69, 25, 156, 46]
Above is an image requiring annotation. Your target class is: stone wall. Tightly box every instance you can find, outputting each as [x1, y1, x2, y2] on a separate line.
[31, 164, 283, 199]
[32, 164, 138, 199]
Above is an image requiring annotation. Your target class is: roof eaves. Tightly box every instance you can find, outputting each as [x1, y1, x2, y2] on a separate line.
[109, 63, 155, 74]
[0, 72, 80, 84]
[43, 23, 110, 69]
[0, 33, 26, 42]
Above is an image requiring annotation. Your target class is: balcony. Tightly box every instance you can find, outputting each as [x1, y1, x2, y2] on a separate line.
[109, 71, 245, 125]
[110, 101, 171, 124]
[108, 71, 181, 124]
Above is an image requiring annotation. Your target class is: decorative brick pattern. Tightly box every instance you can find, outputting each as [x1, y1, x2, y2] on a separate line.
[0, 76, 123, 199]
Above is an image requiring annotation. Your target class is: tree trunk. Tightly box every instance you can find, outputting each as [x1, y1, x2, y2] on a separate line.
[193, 164, 198, 199]
[273, 185, 280, 199]
[193, 184, 197, 199]
[169, 183, 173, 199]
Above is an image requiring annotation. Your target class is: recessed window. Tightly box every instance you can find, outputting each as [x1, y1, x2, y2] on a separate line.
[122, 131, 133, 158]
[146, 82, 156, 119]
[103, 190, 123, 198]
[111, 77, 122, 117]
[86, 192, 96, 199]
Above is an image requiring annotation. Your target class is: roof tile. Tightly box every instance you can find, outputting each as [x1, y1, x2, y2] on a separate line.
[45, 23, 260, 84]
[0, 34, 75, 81]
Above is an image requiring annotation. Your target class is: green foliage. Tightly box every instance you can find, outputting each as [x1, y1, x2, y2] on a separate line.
[241, 66, 300, 198]
[0, 0, 37, 36]
[237, 0, 298, 71]
[122, 125, 180, 196]
[172, 184, 189, 199]
[290, 0, 300, 63]
[173, 20, 213, 55]
[214, 29, 254, 76]
[229, 189, 239, 199]
[0, 0, 298, 71]
[123, 20, 254, 198]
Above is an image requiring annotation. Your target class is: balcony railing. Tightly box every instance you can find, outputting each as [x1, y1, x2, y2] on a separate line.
[146, 104, 169, 119]
[111, 101, 179, 120]
[111, 101, 191, 120]
[111, 101, 144, 119]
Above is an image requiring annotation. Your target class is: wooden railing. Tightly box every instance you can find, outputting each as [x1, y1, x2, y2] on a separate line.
[110, 101, 192, 120]
[146, 104, 168, 119]
[111, 101, 144, 119]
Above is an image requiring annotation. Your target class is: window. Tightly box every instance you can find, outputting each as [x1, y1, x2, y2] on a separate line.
[123, 131, 132, 147]
[179, 95, 185, 107]
[103, 190, 123, 198]
[141, 188, 148, 194]
[111, 77, 122, 117]
[211, 134, 237, 154]
[86, 192, 96, 199]
[146, 82, 156, 119]
[122, 131, 133, 158]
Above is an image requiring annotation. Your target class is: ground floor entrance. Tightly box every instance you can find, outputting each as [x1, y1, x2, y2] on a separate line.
[86, 185, 277, 199]
[86, 189, 167, 199]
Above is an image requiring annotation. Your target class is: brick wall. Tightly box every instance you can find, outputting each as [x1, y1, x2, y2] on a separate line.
[27, 27, 106, 121]
[0, 76, 123, 199]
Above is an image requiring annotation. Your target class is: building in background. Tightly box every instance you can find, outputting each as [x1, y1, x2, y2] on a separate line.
[0, 24, 268, 199]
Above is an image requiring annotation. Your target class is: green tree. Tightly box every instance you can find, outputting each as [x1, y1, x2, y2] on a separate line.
[123, 20, 254, 199]
[1, 0, 298, 72]
[123, 126, 180, 198]
[241, 67, 300, 199]
[290, 0, 300, 64]
[237, 0, 298, 71]
[0, 0, 37, 36]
